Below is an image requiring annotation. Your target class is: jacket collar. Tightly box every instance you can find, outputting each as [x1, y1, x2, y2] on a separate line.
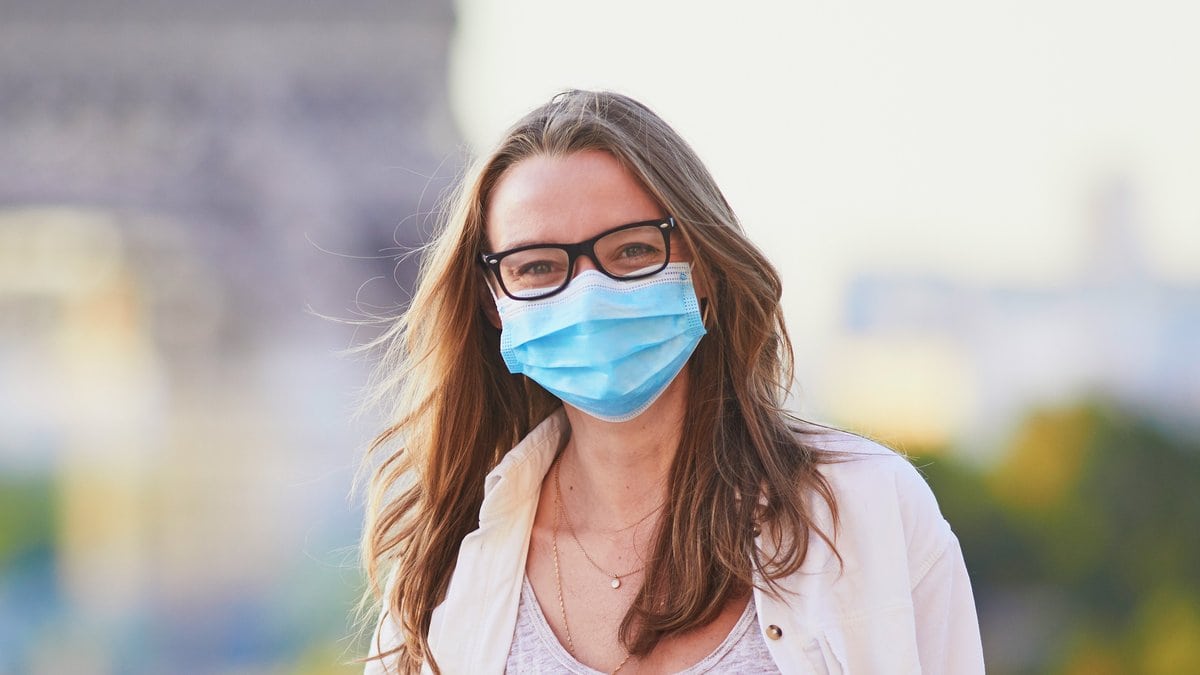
[477, 408, 568, 526]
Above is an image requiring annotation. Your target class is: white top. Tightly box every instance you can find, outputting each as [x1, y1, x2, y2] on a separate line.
[505, 576, 779, 674]
[364, 409, 986, 674]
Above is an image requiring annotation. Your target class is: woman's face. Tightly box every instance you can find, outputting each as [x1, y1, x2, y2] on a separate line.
[482, 148, 705, 420]
[485, 149, 691, 282]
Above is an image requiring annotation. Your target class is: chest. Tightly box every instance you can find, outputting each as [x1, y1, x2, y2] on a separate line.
[524, 520, 753, 673]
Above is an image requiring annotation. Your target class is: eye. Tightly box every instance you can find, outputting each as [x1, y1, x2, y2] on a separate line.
[506, 257, 567, 280]
[617, 243, 658, 259]
[516, 260, 556, 276]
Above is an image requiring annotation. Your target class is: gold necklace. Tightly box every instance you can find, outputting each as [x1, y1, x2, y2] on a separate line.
[554, 458, 649, 589]
[552, 458, 634, 674]
[593, 499, 663, 536]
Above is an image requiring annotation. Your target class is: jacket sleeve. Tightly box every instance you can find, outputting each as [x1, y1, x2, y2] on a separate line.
[910, 532, 986, 673]
[894, 457, 986, 675]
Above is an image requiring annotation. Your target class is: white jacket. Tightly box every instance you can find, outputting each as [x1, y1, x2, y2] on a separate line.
[365, 409, 985, 674]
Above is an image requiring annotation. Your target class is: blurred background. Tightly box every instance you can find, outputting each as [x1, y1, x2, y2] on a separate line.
[0, 0, 1196, 673]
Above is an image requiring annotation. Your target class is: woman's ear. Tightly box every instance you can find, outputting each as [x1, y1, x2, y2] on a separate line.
[478, 274, 502, 330]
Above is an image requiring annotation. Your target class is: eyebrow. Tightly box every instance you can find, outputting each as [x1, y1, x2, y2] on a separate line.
[492, 228, 585, 251]
[489, 217, 668, 253]
[493, 235, 554, 251]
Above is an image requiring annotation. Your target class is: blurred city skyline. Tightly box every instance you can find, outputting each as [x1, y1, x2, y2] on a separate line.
[828, 176, 1199, 451]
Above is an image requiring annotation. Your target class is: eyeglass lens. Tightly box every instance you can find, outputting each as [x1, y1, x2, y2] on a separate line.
[498, 224, 668, 298]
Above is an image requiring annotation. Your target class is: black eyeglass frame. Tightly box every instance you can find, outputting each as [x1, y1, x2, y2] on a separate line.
[479, 216, 677, 301]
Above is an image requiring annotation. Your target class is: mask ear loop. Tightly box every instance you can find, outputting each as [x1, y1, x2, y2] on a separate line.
[689, 262, 714, 329]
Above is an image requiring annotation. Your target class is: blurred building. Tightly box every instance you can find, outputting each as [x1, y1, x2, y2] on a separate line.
[0, 1, 459, 672]
[825, 179, 1200, 453]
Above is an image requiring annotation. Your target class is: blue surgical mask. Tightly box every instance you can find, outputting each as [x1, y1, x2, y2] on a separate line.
[495, 262, 706, 422]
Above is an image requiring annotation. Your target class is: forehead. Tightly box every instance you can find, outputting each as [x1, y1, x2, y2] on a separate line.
[484, 150, 662, 251]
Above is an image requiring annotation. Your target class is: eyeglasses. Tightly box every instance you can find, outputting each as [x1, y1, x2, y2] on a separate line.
[480, 217, 676, 301]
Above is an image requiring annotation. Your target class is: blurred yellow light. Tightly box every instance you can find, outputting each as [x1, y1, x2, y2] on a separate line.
[0, 207, 123, 297]
[822, 336, 975, 449]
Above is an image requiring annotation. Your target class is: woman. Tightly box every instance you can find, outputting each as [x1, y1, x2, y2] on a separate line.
[359, 90, 984, 674]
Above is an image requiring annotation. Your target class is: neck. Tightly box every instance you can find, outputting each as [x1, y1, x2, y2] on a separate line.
[557, 371, 688, 531]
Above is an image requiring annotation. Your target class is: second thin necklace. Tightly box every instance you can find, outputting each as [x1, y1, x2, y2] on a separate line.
[553, 457, 651, 590]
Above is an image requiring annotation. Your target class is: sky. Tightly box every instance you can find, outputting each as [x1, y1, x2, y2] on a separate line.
[448, 0, 1198, 312]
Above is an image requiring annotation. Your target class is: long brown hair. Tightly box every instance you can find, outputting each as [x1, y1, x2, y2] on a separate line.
[357, 90, 839, 673]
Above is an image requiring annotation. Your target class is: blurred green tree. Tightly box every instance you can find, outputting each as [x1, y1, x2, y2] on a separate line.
[0, 476, 56, 570]
[917, 402, 1200, 675]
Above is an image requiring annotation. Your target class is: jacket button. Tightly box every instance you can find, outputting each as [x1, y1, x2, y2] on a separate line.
[765, 624, 783, 640]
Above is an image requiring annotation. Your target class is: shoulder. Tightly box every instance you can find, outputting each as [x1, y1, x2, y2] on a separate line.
[799, 425, 954, 587]
[802, 425, 931, 499]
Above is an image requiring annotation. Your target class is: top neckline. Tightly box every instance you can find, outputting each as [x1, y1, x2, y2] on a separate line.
[518, 575, 759, 675]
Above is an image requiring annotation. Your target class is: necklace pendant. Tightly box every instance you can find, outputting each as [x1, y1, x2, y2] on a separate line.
[611, 577, 621, 589]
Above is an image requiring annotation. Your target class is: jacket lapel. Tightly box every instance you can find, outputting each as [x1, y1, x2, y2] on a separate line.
[426, 411, 566, 672]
